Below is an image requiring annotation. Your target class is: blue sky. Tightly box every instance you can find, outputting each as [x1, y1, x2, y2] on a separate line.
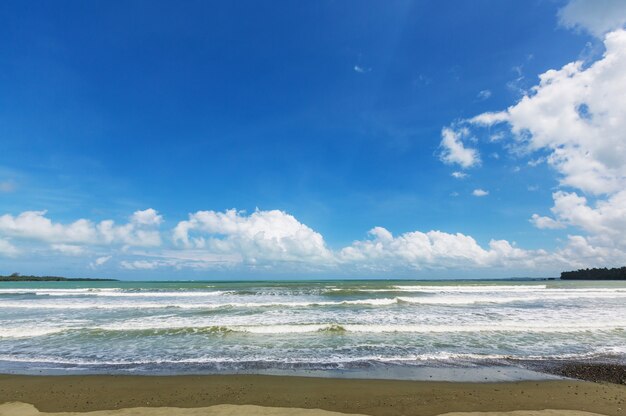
[2, 0, 626, 279]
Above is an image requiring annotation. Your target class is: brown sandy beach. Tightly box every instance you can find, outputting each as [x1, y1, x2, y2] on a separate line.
[1, 375, 625, 416]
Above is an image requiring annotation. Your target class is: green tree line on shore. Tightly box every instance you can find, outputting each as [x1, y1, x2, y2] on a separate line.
[561, 267, 626, 280]
[0, 272, 117, 282]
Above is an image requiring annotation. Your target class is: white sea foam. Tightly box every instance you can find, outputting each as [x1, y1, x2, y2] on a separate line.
[5, 320, 620, 337]
[2, 290, 624, 310]
[0, 298, 400, 310]
[2, 281, 626, 373]
[0, 348, 623, 368]
[0, 327, 72, 338]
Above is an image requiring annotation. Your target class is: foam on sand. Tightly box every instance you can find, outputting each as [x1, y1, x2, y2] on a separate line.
[0, 403, 612, 416]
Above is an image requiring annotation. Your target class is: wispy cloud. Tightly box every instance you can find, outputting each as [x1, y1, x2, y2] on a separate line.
[0, 181, 16, 193]
[477, 89, 492, 100]
[89, 255, 112, 269]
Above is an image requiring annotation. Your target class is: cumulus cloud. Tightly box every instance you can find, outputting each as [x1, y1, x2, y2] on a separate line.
[451, 171, 468, 179]
[338, 227, 557, 271]
[0, 205, 618, 273]
[439, 127, 480, 168]
[131, 208, 163, 226]
[0, 211, 96, 244]
[530, 214, 565, 230]
[0, 239, 18, 257]
[472, 189, 489, 197]
[467, 30, 626, 245]
[440, 27, 626, 263]
[547, 190, 626, 245]
[484, 31, 626, 195]
[0, 208, 163, 250]
[173, 209, 333, 265]
[558, 0, 626, 37]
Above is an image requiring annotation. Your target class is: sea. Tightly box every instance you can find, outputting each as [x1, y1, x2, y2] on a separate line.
[1, 279, 625, 379]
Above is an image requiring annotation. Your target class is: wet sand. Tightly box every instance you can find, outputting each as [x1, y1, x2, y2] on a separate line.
[1, 375, 625, 416]
[513, 361, 626, 385]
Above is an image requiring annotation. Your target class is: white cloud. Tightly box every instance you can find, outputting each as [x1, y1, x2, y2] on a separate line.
[451, 171, 468, 179]
[472, 189, 489, 197]
[489, 132, 505, 142]
[338, 227, 556, 271]
[131, 208, 163, 226]
[90, 255, 112, 269]
[439, 127, 480, 168]
[0, 211, 97, 244]
[530, 214, 565, 229]
[469, 111, 509, 126]
[51, 244, 85, 256]
[354, 65, 371, 73]
[559, 0, 626, 37]
[0, 205, 618, 273]
[0, 239, 18, 257]
[120, 260, 160, 270]
[555, 234, 626, 268]
[547, 190, 626, 245]
[442, 29, 626, 263]
[469, 30, 626, 196]
[173, 209, 333, 265]
[0, 209, 163, 248]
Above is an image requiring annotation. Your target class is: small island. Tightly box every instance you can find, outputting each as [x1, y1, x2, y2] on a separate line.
[0, 273, 118, 282]
[561, 267, 626, 280]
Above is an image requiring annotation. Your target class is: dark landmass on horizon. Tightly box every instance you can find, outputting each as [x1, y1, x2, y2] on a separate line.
[561, 267, 626, 280]
[0, 273, 117, 282]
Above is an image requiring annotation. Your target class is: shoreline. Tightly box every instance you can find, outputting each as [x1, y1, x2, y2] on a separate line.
[2, 358, 624, 384]
[1, 374, 625, 416]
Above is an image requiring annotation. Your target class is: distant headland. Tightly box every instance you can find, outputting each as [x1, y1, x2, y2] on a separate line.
[0, 273, 118, 282]
[561, 267, 626, 280]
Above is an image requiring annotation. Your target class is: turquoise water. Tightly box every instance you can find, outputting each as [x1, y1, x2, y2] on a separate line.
[1, 279, 625, 376]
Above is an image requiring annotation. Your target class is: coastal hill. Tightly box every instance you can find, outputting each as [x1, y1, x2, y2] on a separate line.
[0, 273, 118, 282]
[561, 267, 626, 280]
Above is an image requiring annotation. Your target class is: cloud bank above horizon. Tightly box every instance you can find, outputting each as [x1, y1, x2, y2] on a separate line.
[0, 202, 623, 275]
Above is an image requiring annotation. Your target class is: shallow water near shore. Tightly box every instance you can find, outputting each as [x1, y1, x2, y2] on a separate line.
[1, 279, 625, 379]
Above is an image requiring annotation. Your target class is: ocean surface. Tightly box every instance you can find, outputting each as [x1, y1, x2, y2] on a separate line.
[1, 279, 625, 378]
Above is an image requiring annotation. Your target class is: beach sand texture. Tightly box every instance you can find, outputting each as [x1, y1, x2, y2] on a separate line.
[0, 402, 613, 416]
[1, 375, 624, 416]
